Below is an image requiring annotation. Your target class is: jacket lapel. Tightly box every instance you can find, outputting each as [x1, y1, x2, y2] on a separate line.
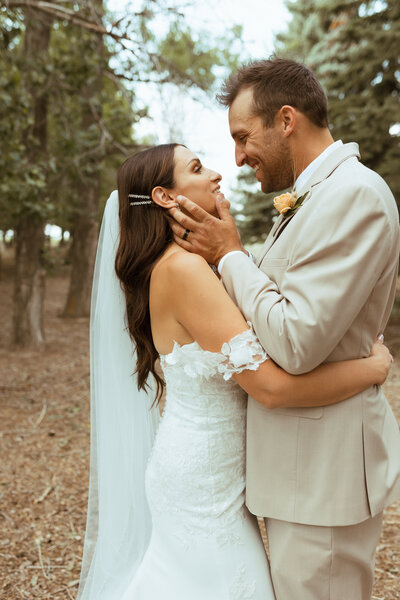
[296, 142, 360, 197]
[256, 216, 284, 266]
[257, 142, 361, 266]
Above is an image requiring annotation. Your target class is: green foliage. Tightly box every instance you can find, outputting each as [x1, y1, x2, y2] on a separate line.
[0, 11, 52, 227]
[0, 3, 242, 233]
[46, 20, 138, 229]
[277, 0, 400, 202]
[232, 167, 276, 244]
[158, 22, 242, 91]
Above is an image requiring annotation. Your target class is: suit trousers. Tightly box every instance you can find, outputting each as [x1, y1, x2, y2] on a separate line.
[265, 512, 383, 600]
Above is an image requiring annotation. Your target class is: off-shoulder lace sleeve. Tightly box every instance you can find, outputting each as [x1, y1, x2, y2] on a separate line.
[161, 324, 268, 381]
[218, 323, 268, 381]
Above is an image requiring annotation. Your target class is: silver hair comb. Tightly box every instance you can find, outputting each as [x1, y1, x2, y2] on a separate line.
[128, 193, 153, 206]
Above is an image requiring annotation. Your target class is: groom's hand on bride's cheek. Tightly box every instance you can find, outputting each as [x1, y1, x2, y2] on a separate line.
[168, 193, 244, 266]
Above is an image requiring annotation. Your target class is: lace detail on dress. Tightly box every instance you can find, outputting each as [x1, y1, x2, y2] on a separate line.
[219, 323, 268, 380]
[229, 565, 256, 599]
[162, 341, 225, 379]
[161, 323, 268, 381]
[139, 323, 274, 599]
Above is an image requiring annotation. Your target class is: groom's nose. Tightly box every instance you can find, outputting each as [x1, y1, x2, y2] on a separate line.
[235, 144, 247, 167]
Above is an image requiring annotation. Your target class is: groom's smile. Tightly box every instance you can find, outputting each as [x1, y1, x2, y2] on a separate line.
[229, 87, 294, 194]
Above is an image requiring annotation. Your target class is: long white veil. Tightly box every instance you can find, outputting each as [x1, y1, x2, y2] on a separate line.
[77, 190, 160, 599]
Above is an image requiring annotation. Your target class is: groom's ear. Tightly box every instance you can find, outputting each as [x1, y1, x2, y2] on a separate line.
[279, 105, 296, 137]
[152, 187, 178, 209]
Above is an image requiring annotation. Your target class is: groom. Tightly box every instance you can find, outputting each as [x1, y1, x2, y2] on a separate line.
[169, 58, 400, 599]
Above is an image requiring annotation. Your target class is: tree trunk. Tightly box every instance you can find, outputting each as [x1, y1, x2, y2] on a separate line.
[63, 2, 104, 318]
[13, 216, 46, 346]
[0, 236, 3, 281]
[13, 10, 52, 347]
[59, 228, 67, 247]
[62, 201, 99, 317]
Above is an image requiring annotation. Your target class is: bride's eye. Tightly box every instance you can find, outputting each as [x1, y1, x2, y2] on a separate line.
[194, 164, 203, 173]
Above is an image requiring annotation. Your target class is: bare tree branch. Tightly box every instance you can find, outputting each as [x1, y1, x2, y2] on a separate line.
[107, 70, 173, 85]
[1, 0, 131, 41]
[2, 0, 210, 91]
[103, 69, 134, 102]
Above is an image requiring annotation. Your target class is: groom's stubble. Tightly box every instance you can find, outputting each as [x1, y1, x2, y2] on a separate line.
[258, 125, 294, 195]
[228, 85, 295, 194]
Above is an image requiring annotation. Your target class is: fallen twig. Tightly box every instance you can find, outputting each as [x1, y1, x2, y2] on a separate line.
[34, 399, 47, 428]
[35, 537, 49, 579]
[35, 485, 53, 504]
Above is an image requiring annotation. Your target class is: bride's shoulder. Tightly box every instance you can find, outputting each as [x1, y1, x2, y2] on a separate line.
[153, 250, 218, 291]
[158, 249, 209, 274]
[166, 250, 208, 269]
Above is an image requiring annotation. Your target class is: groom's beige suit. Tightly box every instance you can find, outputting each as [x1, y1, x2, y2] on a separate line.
[220, 142, 400, 599]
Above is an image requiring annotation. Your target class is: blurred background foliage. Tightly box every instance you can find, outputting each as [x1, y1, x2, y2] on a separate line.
[0, 0, 241, 344]
[0, 0, 399, 347]
[234, 0, 400, 245]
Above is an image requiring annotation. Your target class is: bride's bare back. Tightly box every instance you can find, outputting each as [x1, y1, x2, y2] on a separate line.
[149, 243, 390, 410]
[149, 243, 246, 356]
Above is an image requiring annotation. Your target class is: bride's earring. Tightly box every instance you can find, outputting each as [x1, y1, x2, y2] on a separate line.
[168, 194, 180, 210]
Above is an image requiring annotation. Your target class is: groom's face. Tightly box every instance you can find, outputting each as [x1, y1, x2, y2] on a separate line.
[229, 87, 293, 193]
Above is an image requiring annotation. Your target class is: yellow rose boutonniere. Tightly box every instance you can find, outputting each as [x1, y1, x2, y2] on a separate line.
[273, 190, 309, 217]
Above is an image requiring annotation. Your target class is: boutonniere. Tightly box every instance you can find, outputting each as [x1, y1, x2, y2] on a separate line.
[273, 190, 309, 218]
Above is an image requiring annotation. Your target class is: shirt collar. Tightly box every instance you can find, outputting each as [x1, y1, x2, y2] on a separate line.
[294, 140, 343, 193]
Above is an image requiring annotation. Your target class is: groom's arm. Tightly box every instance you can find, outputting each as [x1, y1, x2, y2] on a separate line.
[218, 250, 256, 270]
[221, 183, 398, 374]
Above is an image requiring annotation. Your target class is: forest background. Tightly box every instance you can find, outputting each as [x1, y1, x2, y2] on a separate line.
[0, 0, 399, 599]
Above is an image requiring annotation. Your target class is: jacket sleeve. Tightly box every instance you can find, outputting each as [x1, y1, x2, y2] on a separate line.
[221, 183, 396, 374]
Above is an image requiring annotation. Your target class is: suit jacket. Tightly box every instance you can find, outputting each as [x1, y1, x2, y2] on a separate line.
[221, 142, 400, 526]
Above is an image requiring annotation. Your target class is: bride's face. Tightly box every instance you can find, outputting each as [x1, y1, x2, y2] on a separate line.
[171, 146, 222, 216]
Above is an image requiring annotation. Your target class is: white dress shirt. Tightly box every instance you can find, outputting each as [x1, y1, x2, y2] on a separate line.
[294, 139, 342, 192]
[218, 140, 343, 274]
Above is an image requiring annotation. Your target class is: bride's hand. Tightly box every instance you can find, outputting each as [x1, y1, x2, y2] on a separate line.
[369, 337, 394, 385]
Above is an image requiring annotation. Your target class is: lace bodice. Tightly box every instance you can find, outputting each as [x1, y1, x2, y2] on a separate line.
[131, 327, 274, 600]
[161, 324, 268, 382]
[146, 327, 268, 542]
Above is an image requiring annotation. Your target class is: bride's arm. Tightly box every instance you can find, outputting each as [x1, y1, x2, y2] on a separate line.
[236, 343, 390, 409]
[167, 253, 391, 409]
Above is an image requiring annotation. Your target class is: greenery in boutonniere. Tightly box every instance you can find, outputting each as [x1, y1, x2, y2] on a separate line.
[273, 190, 309, 218]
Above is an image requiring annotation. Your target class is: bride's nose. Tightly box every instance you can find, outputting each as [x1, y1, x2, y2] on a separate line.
[210, 170, 222, 183]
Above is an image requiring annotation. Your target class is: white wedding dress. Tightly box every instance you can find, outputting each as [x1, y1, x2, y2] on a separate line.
[77, 192, 275, 600]
[121, 327, 275, 600]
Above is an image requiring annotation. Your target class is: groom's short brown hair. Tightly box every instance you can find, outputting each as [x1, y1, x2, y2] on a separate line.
[217, 57, 329, 128]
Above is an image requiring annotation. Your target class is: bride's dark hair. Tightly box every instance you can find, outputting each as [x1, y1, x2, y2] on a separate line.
[115, 143, 181, 402]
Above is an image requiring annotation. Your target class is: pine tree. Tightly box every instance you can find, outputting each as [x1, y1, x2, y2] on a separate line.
[277, 0, 400, 203]
[231, 167, 276, 245]
[1, 9, 53, 346]
[0, 2, 241, 339]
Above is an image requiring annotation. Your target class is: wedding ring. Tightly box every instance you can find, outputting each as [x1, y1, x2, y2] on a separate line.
[378, 334, 384, 343]
[183, 229, 190, 241]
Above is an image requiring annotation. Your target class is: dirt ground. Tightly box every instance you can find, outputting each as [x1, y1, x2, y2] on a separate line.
[1, 270, 399, 599]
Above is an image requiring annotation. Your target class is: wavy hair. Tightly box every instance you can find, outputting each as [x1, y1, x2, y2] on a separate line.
[115, 143, 181, 402]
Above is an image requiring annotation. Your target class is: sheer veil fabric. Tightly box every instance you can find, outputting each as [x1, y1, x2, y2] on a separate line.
[76, 190, 160, 599]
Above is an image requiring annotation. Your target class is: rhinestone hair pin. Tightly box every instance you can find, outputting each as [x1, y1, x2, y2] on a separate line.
[128, 193, 153, 206]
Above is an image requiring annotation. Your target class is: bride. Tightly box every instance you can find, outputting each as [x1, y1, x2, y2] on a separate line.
[77, 143, 392, 600]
